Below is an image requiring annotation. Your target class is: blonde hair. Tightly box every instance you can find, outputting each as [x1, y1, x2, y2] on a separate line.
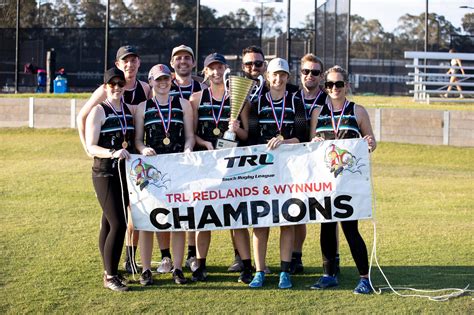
[324, 65, 349, 82]
[300, 53, 324, 72]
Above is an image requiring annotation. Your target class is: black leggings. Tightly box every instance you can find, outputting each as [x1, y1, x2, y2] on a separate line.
[320, 220, 369, 276]
[93, 170, 128, 276]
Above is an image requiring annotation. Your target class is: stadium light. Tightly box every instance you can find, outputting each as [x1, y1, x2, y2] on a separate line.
[242, 0, 283, 47]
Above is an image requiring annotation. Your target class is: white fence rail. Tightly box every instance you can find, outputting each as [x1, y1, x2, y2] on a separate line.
[405, 51, 474, 104]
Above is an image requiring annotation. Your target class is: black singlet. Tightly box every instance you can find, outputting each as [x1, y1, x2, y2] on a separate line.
[314, 101, 361, 140]
[93, 102, 135, 175]
[143, 96, 185, 154]
[196, 88, 231, 148]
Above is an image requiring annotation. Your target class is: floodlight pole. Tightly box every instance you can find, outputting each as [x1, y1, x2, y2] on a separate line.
[424, 0, 428, 53]
[313, 0, 317, 53]
[15, 0, 20, 93]
[195, 0, 200, 75]
[104, 0, 110, 72]
[286, 0, 291, 64]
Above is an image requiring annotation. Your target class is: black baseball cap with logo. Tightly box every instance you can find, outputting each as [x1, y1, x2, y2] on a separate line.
[116, 45, 139, 61]
[104, 67, 125, 84]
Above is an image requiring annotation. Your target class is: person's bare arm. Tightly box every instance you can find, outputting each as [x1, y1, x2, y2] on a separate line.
[77, 85, 107, 156]
[355, 104, 377, 152]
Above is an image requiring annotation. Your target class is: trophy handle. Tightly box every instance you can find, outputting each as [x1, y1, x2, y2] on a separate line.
[223, 68, 231, 97]
[249, 75, 264, 100]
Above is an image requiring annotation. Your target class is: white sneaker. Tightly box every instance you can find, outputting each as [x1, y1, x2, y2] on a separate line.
[157, 257, 173, 273]
[185, 256, 199, 272]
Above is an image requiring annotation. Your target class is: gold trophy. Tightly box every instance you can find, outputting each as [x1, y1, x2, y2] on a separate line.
[216, 70, 256, 149]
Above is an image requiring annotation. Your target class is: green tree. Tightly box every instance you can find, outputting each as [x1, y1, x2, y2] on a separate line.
[462, 13, 474, 35]
[78, 0, 105, 27]
[395, 12, 460, 51]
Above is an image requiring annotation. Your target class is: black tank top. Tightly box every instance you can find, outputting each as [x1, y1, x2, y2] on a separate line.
[295, 89, 327, 120]
[314, 102, 361, 140]
[123, 80, 147, 105]
[196, 88, 231, 148]
[93, 102, 135, 175]
[254, 92, 302, 144]
[170, 79, 202, 100]
[143, 96, 185, 154]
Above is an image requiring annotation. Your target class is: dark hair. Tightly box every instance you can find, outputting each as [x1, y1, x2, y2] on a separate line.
[242, 45, 265, 59]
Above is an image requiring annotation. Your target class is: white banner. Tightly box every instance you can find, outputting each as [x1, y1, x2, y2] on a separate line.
[126, 139, 373, 232]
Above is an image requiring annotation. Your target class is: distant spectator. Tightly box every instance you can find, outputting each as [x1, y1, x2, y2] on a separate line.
[444, 49, 465, 98]
[36, 69, 46, 93]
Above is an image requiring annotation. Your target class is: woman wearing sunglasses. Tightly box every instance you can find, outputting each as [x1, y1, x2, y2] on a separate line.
[247, 58, 307, 289]
[309, 65, 376, 294]
[85, 68, 135, 292]
[134, 64, 195, 286]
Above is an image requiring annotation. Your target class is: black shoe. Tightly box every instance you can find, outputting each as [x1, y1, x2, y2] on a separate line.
[123, 260, 140, 274]
[191, 267, 208, 282]
[227, 255, 244, 272]
[290, 259, 304, 274]
[140, 269, 153, 286]
[104, 271, 128, 287]
[105, 275, 129, 292]
[238, 269, 253, 284]
[172, 269, 188, 285]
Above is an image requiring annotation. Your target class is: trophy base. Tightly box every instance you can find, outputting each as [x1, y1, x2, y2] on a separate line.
[216, 138, 238, 149]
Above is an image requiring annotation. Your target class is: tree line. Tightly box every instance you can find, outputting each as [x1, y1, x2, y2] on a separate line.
[1, 0, 472, 60]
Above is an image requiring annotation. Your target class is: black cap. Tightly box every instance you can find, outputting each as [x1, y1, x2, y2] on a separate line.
[203, 53, 227, 68]
[104, 67, 125, 84]
[116, 45, 139, 60]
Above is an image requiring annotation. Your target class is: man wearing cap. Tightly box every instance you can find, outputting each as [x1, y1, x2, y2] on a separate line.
[159, 45, 205, 274]
[189, 53, 253, 285]
[77, 45, 150, 275]
[170, 45, 204, 100]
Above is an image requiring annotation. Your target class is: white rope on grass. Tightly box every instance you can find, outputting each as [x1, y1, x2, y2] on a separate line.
[366, 154, 472, 301]
[118, 159, 138, 281]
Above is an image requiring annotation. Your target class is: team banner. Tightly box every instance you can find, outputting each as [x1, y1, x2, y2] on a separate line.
[126, 139, 373, 232]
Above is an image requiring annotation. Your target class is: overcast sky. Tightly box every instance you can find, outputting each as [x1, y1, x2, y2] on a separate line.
[201, 0, 472, 33]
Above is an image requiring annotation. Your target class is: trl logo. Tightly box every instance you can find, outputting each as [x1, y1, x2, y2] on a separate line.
[224, 154, 274, 168]
[223, 153, 274, 178]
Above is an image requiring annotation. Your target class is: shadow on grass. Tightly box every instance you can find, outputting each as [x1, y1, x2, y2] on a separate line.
[123, 265, 474, 292]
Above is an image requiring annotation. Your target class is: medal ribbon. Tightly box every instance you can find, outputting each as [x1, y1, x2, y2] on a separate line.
[153, 96, 173, 136]
[328, 99, 349, 139]
[301, 89, 322, 120]
[104, 99, 127, 138]
[209, 87, 227, 129]
[174, 79, 194, 99]
[266, 91, 287, 135]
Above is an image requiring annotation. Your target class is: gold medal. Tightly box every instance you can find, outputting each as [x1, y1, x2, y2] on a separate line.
[276, 134, 284, 141]
[213, 128, 221, 136]
[122, 141, 128, 149]
[163, 137, 171, 145]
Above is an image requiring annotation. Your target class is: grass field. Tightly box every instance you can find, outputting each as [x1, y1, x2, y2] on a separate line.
[1, 128, 473, 313]
[1, 93, 473, 111]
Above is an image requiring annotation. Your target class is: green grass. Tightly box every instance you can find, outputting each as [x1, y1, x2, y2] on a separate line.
[1, 128, 473, 313]
[1, 93, 473, 111]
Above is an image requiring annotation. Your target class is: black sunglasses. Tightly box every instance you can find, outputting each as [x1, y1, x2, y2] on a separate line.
[325, 81, 345, 89]
[244, 60, 264, 68]
[301, 69, 321, 76]
[109, 80, 126, 88]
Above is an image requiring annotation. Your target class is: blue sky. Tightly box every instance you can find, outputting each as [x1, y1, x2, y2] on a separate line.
[202, 0, 471, 33]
